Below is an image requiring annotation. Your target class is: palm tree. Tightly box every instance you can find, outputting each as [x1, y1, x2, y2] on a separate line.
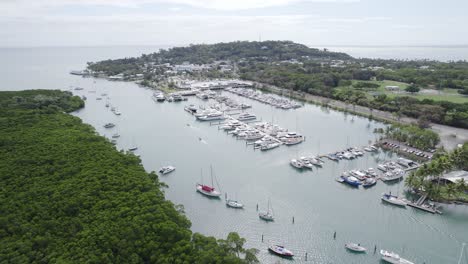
[456, 179, 467, 193]
[446, 183, 458, 200]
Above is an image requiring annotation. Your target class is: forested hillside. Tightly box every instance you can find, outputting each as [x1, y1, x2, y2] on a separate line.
[87, 41, 351, 75]
[0, 90, 257, 263]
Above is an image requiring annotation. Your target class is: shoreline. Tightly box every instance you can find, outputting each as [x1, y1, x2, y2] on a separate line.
[253, 82, 468, 151]
[84, 75, 468, 151]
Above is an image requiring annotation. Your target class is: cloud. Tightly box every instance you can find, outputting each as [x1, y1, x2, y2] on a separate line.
[0, 0, 359, 15]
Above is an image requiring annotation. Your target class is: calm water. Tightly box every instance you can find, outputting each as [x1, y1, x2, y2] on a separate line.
[1, 47, 468, 264]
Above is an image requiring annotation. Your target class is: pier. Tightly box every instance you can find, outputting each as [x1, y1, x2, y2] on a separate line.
[407, 194, 442, 214]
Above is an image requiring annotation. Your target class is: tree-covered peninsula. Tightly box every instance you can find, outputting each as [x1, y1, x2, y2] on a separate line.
[86, 41, 468, 129]
[0, 90, 258, 263]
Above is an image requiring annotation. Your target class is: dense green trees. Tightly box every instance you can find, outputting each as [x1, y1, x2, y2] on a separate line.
[385, 124, 440, 150]
[405, 143, 468, 201]
[0, 90, 258, 263]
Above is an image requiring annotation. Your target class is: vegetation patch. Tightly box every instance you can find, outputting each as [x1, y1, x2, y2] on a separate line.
[0, 90, 258, 263]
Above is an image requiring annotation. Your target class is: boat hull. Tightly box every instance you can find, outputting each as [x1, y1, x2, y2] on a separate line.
[268, 246, 294, 258]
[196, 185, 221, 198]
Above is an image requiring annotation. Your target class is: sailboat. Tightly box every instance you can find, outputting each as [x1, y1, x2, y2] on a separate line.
[225, 192, 243, 208]
[196, 166, 221, 198]
[129, 137, 138, 151]
[259, 199, 274, 221]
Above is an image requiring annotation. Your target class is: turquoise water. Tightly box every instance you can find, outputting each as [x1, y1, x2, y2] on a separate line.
[1, 47, 468, 263]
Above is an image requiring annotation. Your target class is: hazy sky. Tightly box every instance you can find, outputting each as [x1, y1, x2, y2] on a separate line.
[1, 0, 467, 47]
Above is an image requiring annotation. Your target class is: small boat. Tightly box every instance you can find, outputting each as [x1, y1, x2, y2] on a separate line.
[196, 167, 221, 198]
[112, 133, 120, 138]
[260, 142, 280, 151]
[104, 123, 115, 128]
[362, 178, 377, 188]
[341, 175, 361, 187]
[378, 164, 388, 172]
[110, 139, 117, 145]
[196, 184, 221, 197]
[381, 193, 407, 207]
[184, 104, 198, 114]
[153, 93, 165, 102]
[226, 199, 244, 209]
[299, 157, 314, 169]
[259, 199, 274, 221]
[345, 243, 367, 253]
[237, 113, 256, 121]
[172, 94, 183, 102]
[159, 166, 175, 175]
[129, 146, 138, 151]
[381, 170, 404, 182]
[197, 113, 226, 121]
[268, 245, 294, 258]
[380, 250, 414, 264]
[364, 146, 373, 152]
[342, 152, 354, 160]
[114, 110, 122, 116]
[290, 159, 304, 169]
[309, 157, 323, 167]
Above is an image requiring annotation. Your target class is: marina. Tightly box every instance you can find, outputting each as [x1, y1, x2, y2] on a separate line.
[8, 46, 467, 264]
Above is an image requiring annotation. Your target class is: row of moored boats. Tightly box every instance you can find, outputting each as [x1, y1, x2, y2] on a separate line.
[225, 87, 302, 109]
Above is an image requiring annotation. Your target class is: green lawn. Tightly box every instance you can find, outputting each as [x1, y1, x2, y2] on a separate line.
[347, 80, 468, 104]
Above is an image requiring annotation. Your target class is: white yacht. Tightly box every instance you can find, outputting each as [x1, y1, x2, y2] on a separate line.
[381, 193, 407, 207]
[260, 142, 280, 151]
[112, 133, 120, 138]
[345, 243, 367, 253]
[155, 93, 165, 102]
[259, 199, 274, 221]
[104, 123, 115, 128]
[172, 94, 183, 102]
[309, 157, 324, 167]
[381, 169, 404, 182]
[380, 250, 414, 264]
[159, 166, 176, 175]
[237, 113, 256, 121]
[280, 132, 304, 145]
[197, 112, 226, 121]
[290, 159, 304, 169]
[245, 131, 263, 140]
[226, 199, 244, 209]
[342, 152, 354, 160]
[299, 157, 314, 169]
[196, 93, 209, 100]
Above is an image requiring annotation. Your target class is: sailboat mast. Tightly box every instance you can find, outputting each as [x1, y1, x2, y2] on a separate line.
[210, 165, 213, 187]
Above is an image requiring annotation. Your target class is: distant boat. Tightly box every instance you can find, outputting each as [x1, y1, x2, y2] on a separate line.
[345, 243, 367, 253]
[129, 138, 138, 151]
[259, 199, 274, 221]
[226, 199, 244, 209]
[381, 193, 407, 207]
[290, 159, 304, 169]
[159, 166, 175, 175]
[112, 133, 120, 138]
[340, 175, 361, 187]
[268, 245, 294, 258]
[260, 142, 280, 151]
[103, 123, 115, 128]
[362, 178, 377, 188]
[380, 250, 414, 264]
[196, 166, 221, 198]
